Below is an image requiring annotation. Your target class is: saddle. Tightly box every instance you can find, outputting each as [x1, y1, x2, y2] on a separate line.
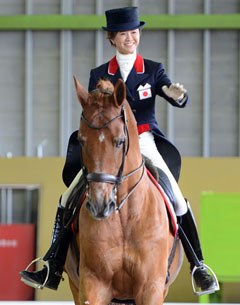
[144, 157, 178, 235]
[144, 156, 177, 208]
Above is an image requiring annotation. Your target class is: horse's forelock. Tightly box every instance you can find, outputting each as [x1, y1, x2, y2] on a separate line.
[96, 79, 114, 93]
[89, 90, 112, 109]
[88, 80, 116, 110]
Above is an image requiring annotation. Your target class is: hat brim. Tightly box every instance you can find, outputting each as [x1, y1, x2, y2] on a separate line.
[102, 21, 145, 32]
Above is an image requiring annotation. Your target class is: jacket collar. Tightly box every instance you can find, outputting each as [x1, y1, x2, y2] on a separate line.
[108, 53, 145, 75]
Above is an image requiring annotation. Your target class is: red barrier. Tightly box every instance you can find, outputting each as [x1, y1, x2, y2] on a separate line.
[0, 224, 35, 300]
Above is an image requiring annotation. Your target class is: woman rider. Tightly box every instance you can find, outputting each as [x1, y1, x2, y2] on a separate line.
[20, 6, 219, 296]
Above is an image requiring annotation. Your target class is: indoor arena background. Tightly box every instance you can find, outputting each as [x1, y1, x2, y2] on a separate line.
[0, 0, 239, 303]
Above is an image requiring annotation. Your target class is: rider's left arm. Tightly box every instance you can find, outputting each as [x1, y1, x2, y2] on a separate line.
[162, 83, 188, 106]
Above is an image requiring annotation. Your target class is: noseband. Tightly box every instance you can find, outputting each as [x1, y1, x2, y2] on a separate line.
[80, 102, 145, 210]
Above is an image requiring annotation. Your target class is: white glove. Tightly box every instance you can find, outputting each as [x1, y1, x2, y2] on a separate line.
[162, 83, 187, 101]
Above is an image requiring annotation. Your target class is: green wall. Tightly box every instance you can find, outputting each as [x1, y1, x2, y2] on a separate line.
[0, 14, 239, 30]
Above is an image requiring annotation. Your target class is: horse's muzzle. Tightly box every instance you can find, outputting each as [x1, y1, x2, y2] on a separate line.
[86, 198, 117, 220]
[85, 184, 117, 220]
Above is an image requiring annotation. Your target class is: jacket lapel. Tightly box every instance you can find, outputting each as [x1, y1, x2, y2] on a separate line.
[107, 56, 122, 84]
[126, 54, 149, 98]
[107, 54, 149, 99]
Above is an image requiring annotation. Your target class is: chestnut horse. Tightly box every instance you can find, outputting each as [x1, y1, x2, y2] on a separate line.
[65, 77, 183, 305]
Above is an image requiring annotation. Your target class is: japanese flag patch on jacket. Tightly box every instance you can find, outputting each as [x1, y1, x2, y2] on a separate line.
[137, 83, 152, 100]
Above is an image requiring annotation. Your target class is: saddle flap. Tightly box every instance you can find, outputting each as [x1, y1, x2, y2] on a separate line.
[146, 168, 178, 236]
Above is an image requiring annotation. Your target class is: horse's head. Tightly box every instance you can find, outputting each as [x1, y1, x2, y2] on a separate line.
[74, 77, 135, 220]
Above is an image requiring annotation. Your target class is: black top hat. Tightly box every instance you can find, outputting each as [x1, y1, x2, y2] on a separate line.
[102, 7, 145, 32]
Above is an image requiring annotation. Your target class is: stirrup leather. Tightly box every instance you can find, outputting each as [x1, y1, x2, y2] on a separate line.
[191, 263, 220, 296]
[20, 257, 50, 289]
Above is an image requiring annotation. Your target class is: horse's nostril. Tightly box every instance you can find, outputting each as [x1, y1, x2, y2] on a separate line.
[86, 201, 96, 217]
[101, 201, 116, 218]
[86, 201, 91, 211]
[109, 201, 116, 211]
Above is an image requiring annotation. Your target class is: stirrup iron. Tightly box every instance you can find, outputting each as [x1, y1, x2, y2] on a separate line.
[20, 257, 50, 290]
[191, 263, 220, 296]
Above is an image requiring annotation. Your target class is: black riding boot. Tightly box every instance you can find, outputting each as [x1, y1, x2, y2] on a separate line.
[20, 205, 72, 290]
[178, 202, 219, 295]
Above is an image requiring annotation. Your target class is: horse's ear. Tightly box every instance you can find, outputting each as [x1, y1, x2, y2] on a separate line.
[114, 79, 126, 107]
[73, 76, 88, 106]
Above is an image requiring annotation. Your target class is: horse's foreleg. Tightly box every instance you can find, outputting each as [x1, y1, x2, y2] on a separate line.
[135, 279, 166, 305]
[163, 287, 169, 300]
[79, 273, 112, 305]
[68, 278, 81, 305]
[65, 246, 81, 305]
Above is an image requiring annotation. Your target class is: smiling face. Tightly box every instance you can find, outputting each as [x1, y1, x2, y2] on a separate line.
[111, 29, 140, 55]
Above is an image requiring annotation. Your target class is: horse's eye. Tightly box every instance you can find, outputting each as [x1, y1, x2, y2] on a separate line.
[115, 137, 125, 148]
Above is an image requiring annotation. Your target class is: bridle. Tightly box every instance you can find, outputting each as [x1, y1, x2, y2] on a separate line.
[80, 98, 145, 211]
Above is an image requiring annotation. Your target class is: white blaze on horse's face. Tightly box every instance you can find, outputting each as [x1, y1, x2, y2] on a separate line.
[94, 160, 103, 173]
[99, 131, 105, 143]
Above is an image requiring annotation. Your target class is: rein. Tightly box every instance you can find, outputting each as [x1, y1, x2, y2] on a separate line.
[116, 159, 145, 211]
[80, 102, 144, 211]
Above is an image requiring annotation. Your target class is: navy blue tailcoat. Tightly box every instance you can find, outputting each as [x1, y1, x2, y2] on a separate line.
[62, 54, 188, 186]
[88, 54, 188, 182]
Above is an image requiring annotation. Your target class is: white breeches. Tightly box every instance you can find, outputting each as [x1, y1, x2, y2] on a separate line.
[139, 131, 187, 216]
[60, 169, 83, 208]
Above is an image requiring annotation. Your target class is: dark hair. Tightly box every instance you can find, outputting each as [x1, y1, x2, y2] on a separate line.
[107, 31, 118, 46]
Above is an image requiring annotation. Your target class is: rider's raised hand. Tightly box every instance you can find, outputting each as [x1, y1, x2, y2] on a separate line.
[162, 83, 187, 101]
